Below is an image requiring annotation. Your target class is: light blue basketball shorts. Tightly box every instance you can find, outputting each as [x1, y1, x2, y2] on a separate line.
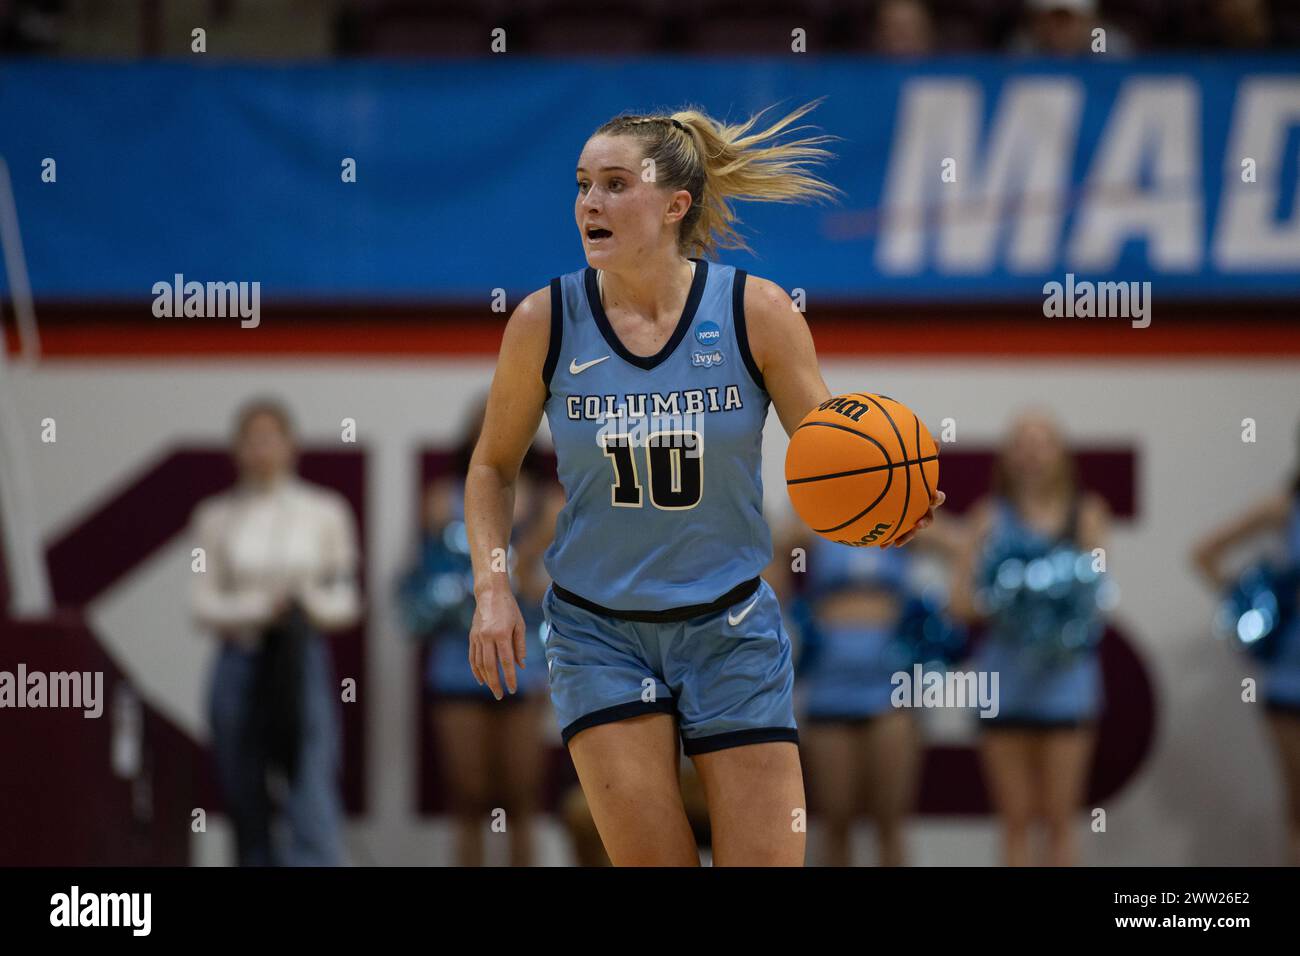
[541, 578, 799, 755]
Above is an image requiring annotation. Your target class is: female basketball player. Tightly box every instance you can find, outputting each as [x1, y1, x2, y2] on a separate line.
[950, 411, 1110, 867]
[465, 102, 944, 866]
[1190, 426, 1300, 866]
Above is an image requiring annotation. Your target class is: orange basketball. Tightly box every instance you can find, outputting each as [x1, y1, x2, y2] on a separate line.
[784, 393, 939, 547]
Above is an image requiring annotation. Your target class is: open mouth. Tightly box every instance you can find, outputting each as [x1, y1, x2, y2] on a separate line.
[585, 226, 613, 241]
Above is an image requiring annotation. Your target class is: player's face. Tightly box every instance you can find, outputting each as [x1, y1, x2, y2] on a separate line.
[575, 134, 674, 269]
[235, 412, 294, 483]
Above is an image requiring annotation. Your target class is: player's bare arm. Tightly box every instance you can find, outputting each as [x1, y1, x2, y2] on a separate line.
[744, 274, 831, 436]
[746, 273, 944, 547]
[464, 286, 551, 699]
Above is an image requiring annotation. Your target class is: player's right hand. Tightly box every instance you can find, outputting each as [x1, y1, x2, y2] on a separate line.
[468, 586, 527, 701]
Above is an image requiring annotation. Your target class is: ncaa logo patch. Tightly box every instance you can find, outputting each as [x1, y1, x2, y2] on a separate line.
[695, 321, 722, 346]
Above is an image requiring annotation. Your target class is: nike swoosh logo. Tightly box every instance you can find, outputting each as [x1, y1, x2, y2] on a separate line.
[570, 355, 610, 374]
[727, 597, 760, 627]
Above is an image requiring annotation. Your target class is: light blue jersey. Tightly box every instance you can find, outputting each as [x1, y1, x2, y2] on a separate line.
[542, 258, 771, 611]
[535, 258, 798, 751]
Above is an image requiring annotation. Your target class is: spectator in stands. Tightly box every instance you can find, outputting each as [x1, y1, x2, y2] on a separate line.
[1009, 0, 1133, 56]
[873, 0, 935, 56]
[50, 0, 342, 58]
[1206, 0, 1274, 48]
[0, 0, 61, 53]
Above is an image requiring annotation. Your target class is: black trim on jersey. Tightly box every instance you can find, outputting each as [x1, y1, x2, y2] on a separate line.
[584, 257, 709, 370]
[682, 726, 800, 756]
[561, 698, 678, 746]
[551, 575, 760, 623]
[732, 268, 766, 392]
[542, 277, 563, 396]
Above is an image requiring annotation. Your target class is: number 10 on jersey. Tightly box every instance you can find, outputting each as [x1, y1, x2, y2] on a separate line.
[602, 431, 703, 510]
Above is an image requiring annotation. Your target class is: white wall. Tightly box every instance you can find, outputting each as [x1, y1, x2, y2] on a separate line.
[7, 356, 1298, 865]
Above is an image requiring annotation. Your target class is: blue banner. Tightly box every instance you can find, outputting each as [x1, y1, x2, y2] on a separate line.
[1, 57, 1298, 301]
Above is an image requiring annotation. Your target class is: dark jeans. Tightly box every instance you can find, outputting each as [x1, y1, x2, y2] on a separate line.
[208, 637, 343, 865]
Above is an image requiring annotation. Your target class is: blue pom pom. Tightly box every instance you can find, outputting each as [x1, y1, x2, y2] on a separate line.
[1216, 563, 1300, 662]
[977, 538, 1110, 667]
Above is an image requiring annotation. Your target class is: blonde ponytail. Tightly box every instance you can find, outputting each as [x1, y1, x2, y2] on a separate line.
[593, 100, 841, 258]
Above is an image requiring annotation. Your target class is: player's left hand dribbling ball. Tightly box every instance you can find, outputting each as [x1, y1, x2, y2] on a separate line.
[784, 393, 939, 547]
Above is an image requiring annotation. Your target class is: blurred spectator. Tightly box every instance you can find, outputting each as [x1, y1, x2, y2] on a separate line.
[1206, 0, 1274, 48]
[1009, 0, 1133, 56]
[0, 0, 61, 53]
[45, 0, 343, 58]
[190, 397, 361, 866]
[6, 0, 1297, 57]
[159, 0, 342, 59]
[873, 0, 934, 56]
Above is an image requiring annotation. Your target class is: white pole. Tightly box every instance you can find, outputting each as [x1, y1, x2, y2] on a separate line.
[0, 155, 53, 616]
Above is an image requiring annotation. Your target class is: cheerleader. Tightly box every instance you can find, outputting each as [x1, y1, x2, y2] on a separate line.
[772, 520, 960, 866]
[1191, 428, 1300, 865]
[950, 411, 1111, 866]
[398, 400, 560, 865]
